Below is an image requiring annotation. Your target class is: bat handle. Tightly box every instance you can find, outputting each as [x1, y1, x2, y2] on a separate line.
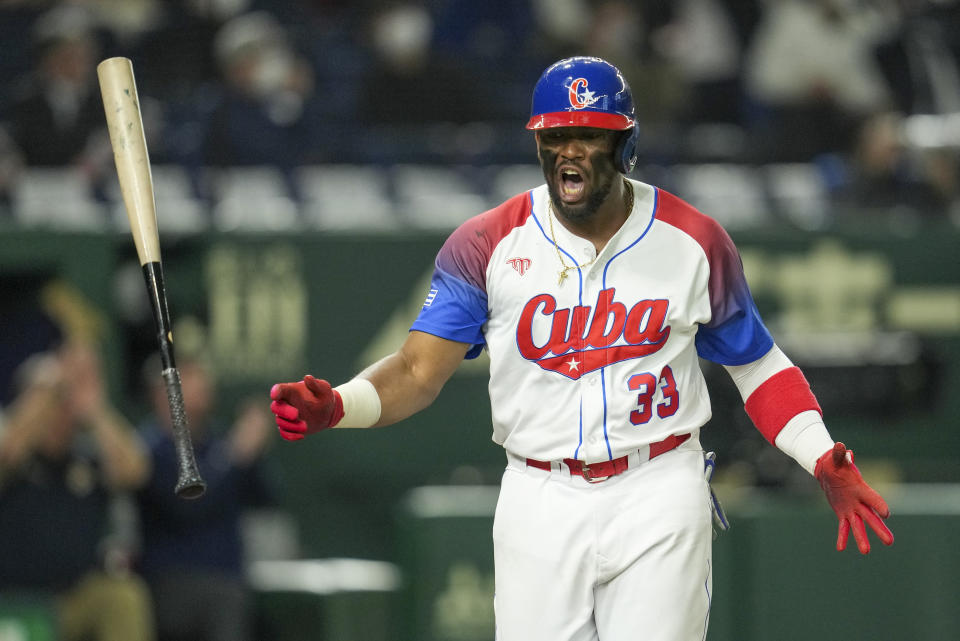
[162, 367, 207, 499]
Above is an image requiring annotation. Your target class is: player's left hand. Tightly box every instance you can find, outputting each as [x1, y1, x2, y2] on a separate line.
[269, 375, 344, 440]
[814, 442, 894, 554]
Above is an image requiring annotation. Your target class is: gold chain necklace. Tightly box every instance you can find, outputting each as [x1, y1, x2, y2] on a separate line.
[547, 179, 634, 286]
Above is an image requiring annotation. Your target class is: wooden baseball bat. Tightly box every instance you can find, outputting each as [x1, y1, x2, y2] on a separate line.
[98, 57, 206, 499]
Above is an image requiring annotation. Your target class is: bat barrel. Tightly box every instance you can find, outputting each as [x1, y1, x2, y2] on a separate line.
[97, 56, 161, 266]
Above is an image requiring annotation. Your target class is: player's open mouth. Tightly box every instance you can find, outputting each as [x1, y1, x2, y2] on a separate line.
[558, 168, 585, 202]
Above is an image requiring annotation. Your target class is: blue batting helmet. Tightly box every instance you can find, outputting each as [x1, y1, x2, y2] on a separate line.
[526, 56, 640, 173]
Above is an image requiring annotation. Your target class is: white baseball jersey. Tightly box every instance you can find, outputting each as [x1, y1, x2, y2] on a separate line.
[412, 179, 773, 464]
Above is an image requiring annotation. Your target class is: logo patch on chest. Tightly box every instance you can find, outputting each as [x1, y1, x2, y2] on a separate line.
[516, 288, 670, 379]
[506, 257, 532, 276]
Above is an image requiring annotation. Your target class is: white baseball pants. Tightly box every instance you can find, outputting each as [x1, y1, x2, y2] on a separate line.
[493, 446, 713, 641]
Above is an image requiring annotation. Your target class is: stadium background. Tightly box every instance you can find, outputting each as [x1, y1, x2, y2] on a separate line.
[1, 1, 959, 639]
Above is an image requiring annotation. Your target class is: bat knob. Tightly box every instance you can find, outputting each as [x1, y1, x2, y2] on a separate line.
[175, 477, 207, 500]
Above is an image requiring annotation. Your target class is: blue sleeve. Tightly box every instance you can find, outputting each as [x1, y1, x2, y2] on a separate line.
[694, 300, 773, 365]
[410, 266, 488, 359]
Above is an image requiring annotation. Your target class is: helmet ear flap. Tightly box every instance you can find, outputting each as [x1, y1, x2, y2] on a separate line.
[614, 126, 639, 174]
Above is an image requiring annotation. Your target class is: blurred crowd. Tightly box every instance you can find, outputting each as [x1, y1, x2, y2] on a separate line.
[0, 0, 959, 228]
[0, 333, 276, 641]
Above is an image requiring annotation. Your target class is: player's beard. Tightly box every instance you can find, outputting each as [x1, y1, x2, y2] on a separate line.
[540, 149, 618, 225]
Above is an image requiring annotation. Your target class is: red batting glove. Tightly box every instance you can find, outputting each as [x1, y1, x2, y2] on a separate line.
[814, 442, 894, 554]
[269, 375, 344, 441]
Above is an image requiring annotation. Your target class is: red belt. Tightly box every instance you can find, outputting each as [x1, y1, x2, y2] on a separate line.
[526, 433, 691, 483]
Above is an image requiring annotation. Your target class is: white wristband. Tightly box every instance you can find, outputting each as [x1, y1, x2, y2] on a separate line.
[774, 410, 835, 476]
[333, 378, 381, 428]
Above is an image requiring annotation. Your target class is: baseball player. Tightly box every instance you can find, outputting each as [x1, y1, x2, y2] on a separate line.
[269, 57, 894, 641]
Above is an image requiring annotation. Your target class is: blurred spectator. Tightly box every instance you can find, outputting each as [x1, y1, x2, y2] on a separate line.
[650, 0, 760, 125]
[2, 5, 112, 171]
[874, 1, 960, 115]
[0, 341, 155, 641]
[355, 4, 489, 125]
[530, 0, 594, 58]
[831, 111, 955, 218]
[132, 0, 245, 102]
[135, 350, 275, 641]
[742, 0, 899, 161]
[197, 10, 317, 173]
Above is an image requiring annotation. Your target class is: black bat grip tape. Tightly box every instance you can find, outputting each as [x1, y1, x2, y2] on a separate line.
[163, 367, 207, 499]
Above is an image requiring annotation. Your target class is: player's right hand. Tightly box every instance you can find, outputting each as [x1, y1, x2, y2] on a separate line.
[269, 375, 344, 440]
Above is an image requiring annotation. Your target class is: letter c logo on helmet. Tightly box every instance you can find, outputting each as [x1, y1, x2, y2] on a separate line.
[568, 78, 597, 109]
[527, 56, 640, 173]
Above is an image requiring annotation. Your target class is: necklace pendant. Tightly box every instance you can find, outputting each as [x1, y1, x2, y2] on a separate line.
[558, 268, 568, 286]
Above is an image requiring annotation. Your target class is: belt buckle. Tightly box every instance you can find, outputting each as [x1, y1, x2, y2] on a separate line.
[580, 463, 609, 483]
